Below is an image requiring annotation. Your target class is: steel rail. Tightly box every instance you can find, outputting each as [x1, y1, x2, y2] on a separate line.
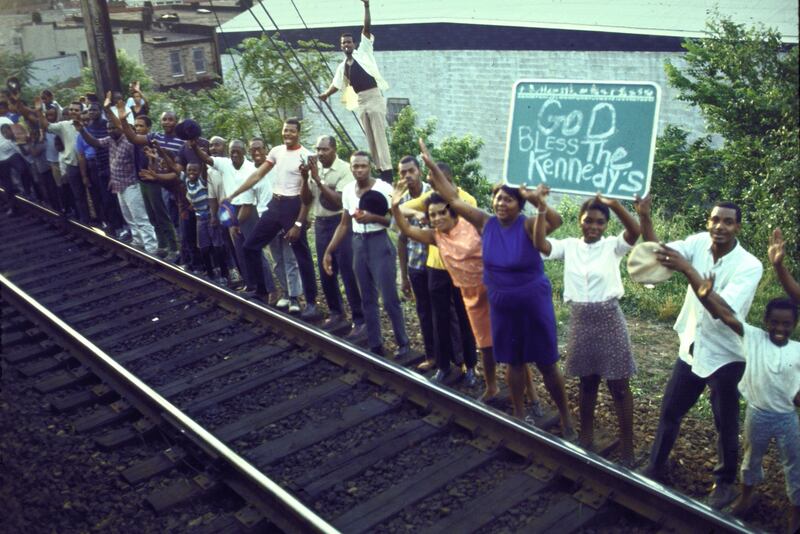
[0, 274, 339, 534]
[1, 192, 753, 533]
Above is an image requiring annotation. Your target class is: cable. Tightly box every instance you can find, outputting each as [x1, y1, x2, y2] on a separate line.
[253, 1, 361, 149]
[208, 0, 266, 140]
[287, 0, 367, 136]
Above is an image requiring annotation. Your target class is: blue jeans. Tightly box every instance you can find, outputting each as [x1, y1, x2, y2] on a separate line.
[270, 235, 302, 298]
[351, 230, 408, 350]
[243, 195, 316, 302]
[741, 405, 800, 504]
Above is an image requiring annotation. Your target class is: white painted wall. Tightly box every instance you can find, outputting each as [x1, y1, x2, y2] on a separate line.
[19, 24, 143, 66]
[229, 49, 708, 180]
[28, 55, 82, 86]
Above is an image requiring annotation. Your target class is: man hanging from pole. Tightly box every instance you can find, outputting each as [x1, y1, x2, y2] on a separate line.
[319, 0, 393, 183]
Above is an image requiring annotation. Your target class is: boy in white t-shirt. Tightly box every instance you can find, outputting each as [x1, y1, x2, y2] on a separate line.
[694, 277, 799, 532]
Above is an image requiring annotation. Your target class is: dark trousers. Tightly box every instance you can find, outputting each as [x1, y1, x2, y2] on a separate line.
[16, 157, 41, 200]
[409, 267, 436, 358]
[649, 358, 746, 483]
[36, 167, 62, 211]
[139, 181, 178, 251]
[231, 206, 275, 293]
[0, 156, 19, 211]
[428, 267, 476, 371]
[64, 164, 90, 223]
[351, 230, 408, 349]
[315, 214, 364, 324]
[87, 159, 123, 230]
[180, 211, 199, 266]
[244, 195, 316, 303]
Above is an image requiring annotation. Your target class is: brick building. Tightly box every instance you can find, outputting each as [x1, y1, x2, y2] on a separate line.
[218, 0, 798, 180]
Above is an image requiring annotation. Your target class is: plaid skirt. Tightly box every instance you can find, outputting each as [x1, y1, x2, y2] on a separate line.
[565, 299, 636, 380]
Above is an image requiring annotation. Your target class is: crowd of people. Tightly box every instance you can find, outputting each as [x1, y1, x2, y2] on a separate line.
[1, 0, 798, 530]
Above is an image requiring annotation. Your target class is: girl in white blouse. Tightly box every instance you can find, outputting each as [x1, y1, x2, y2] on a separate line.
[534, 190, 640, 465]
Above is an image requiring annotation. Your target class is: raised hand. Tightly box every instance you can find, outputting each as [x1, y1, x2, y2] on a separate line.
[768, 227, 785, 266]
[519, 183, 550, 208]
[594, 192, 619, 207]
[633, 194, 651, 217]
[391, 180, 408, 207]
[418, 137, 433, 168]
[104, 91, 112, 109]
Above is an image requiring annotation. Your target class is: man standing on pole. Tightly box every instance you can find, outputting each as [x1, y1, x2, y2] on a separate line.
[319, 0, 393, 183]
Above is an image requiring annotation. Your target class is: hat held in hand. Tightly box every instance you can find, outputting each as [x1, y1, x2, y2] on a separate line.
[358, 189, 389, 217]
[627, 242, 674, 284]
[175, 119, 202, 141]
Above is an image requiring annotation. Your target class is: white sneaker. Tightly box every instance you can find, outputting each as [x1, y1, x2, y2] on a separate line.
[276, 298, 290, 310]
[288, 298, 301, 313]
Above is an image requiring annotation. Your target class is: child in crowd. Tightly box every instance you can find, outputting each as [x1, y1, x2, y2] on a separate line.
[535, 191, 641, 465]
[692, 276, 799, 533]
[183, 162, 229, 283]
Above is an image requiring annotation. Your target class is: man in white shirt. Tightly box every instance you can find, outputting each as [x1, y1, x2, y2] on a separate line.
[318, 0, 393, 183]
[250, 136, 303, 312]
[191, 138, 277, 296]
[0, 114, 23, 215]
[227, 118, 318, 320]
[322, 150, 409, 357]
[637, 198, 763, 509]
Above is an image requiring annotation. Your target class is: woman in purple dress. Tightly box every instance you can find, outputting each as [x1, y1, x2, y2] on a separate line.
[419, 140, 575, 437]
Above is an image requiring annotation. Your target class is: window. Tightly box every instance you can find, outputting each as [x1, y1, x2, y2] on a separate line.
[386, 97, 410, 126]
[80, 50, 88, 67]
[169, 50, 183, 76]
[192, 47, 206, 74]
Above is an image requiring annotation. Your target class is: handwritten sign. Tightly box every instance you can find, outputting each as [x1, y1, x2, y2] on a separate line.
[502, 80, 660, 200]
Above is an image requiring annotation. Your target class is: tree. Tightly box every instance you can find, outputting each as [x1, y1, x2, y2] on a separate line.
[153, 83, 275, 144]
[76, 48, 153, 98]
[388, 105, 491, 207]
[0, 51, 37, 101]
[650, 125, 722, 227]
[658, 15, 799, 259]
[236, 34, 333, 142]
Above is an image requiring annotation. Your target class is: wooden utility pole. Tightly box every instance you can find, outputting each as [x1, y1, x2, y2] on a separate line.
[80, 0, 122, 97]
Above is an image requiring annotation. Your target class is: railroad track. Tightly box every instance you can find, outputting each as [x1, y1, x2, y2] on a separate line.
[0, 194, 752, 533]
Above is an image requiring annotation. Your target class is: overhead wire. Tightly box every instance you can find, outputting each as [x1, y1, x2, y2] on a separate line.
[287, 0, 366, 133]
[252, 1, 361, 149]
[207, 0, 266, 140]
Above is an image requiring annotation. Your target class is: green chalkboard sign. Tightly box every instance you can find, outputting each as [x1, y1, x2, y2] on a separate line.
[503, 80, 661, 200]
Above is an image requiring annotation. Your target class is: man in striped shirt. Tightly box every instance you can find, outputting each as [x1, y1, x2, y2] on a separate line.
[74, 112, 157, 254]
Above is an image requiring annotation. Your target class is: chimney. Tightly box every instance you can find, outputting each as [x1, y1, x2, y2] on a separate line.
[142, 1, 153, 30]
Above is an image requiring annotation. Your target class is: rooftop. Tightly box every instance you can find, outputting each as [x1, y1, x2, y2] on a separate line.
[219, 0, 798, 43]
[142, 29, 211, 45]
[109, 1, 242, 27]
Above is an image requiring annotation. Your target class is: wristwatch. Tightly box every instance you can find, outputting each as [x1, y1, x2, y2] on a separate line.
[294, 221, 303, 228]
